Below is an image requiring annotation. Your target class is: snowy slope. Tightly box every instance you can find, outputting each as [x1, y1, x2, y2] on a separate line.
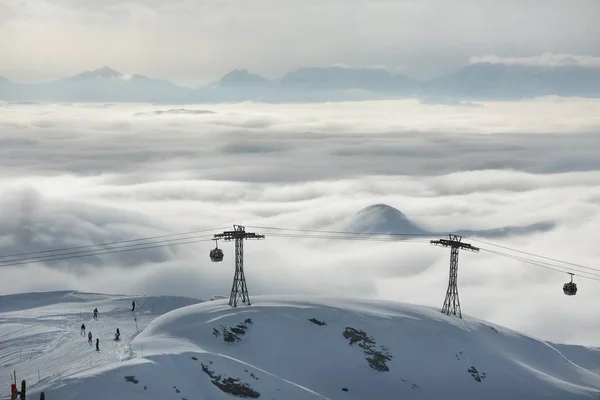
[0, 290, 202, 399]
[12, 294, 600, 400]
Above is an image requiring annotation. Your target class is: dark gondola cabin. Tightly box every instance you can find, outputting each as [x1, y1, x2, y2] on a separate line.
[210, 247, 224, 262]
[563, 273, 577, 296]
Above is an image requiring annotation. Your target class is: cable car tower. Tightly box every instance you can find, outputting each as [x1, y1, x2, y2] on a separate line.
[431, 234, 479, 319]
[212, 225, 265, 307]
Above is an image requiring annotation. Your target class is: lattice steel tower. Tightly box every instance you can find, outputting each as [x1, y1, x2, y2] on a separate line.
[430, 235, 479, 318]
[213, 225, 265, 307]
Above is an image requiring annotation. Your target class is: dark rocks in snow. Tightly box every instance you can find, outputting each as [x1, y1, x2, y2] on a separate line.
[213, 318, 253, 343]
[342, 327, 392, 371]
[191, 356, 198, 360]
[342, 387, 349, 392]
[308, 318, 327, 326]
[124, 376, 138, 384]
[468, 366, 487, 382]
[201, 363, 260, 398]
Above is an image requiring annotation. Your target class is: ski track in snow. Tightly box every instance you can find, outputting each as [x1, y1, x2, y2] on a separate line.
[0, 291, 201, 399]
[216, 352, 333, 400]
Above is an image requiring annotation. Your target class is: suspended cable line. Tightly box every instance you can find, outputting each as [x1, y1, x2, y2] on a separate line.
[0, 233, 218, 265]
[0, 226, 230, 260]
[0, 237, 216, 268]
[467, 236, 600, 274]
[1, 223, 598, 287]
[479, 248, 600, 282]
[245, 225, 441, 238]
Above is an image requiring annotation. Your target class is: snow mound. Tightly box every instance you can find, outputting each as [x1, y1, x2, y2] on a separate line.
[345, 203, 428, 235]
[30, 295, 600, 399]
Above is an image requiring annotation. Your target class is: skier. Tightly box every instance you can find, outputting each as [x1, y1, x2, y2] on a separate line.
[96, 338, 100, 351]
[93, 308, 98, 319]
[80, 323, 86, 335]
[131, 300, 135, 312]
[115, 328, 120, 341]
[88, 331, 92, 343]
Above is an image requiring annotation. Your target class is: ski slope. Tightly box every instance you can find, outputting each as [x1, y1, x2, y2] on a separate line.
[2, 292, 600, 399]
[0, 290, 201, 399]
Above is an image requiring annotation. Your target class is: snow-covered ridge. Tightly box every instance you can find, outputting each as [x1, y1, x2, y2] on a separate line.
[3, 292, 598, 399]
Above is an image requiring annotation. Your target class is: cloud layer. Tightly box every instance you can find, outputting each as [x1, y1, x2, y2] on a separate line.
[469, 53, 600, 68]
[1, 98, 600, 346]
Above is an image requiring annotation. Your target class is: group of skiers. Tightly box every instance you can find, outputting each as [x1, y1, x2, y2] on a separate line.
[79, 301, 136, 352]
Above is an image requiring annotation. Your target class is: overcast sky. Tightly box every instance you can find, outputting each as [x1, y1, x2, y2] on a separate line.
[1, 98, 600, 346]
[1, 0, 600, 84]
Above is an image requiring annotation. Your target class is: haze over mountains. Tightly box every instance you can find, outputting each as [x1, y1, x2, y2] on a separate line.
[2, 61, 600, 103]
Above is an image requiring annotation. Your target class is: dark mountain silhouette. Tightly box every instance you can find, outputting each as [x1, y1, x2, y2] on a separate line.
[419, 63, 600, 100]
[1, 63, 599, 103]
[216, 69, 272, 88]
[345, 204, 429, 235]
[344, 203, 555, 239]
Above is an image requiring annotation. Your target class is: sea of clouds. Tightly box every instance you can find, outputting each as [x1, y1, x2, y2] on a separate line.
[1, 98, 599, 346]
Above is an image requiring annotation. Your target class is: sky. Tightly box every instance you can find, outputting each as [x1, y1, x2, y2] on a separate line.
[1, 0, 600, 84]
[1, 98, 600, 347]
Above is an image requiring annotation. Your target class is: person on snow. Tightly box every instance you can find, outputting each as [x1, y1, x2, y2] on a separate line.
[131, 300, 135, 312]
[115, 328, 120, 341]
[80, 323, 86, 335]
[88, 331, 92, 343]
[93, 308, 98, 319]
[96, 338, 99, 351]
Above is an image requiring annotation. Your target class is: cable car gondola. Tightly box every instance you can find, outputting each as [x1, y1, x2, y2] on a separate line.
[563, 273, 577, 296]
[209, 239, 224, 262]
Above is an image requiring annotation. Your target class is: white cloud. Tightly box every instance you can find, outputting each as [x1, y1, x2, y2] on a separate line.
[0, 99, 600, 347]
[469, 53, 600, 68]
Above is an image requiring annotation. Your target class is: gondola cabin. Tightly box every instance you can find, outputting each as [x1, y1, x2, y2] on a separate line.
[563, 273, 577, 296]
[210, 248, 224, 262]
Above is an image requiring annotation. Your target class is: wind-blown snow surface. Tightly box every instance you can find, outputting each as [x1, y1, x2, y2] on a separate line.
[9, 294, 599, 400]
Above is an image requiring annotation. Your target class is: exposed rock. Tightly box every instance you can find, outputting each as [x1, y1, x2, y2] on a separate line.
[201, 363, 260, 398]
[213, 318, 253, 343]
[468, 366, 487, 382]
[343, 327, 392, 371]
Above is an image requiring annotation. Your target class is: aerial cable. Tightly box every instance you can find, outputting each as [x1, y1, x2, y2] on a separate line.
[0, 226, 230, 260]
[0, 233, 218, 265]
[1, 223, 598, 286]
[245, 225, 440, 238]
[266, 232, 432, 244]
[480, 248, 600, 282]
[0, 237, 216, 268]
[466, 236, 600, 274]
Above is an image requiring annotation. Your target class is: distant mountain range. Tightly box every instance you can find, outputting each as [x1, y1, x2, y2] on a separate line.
[2, 63, 600, 103]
